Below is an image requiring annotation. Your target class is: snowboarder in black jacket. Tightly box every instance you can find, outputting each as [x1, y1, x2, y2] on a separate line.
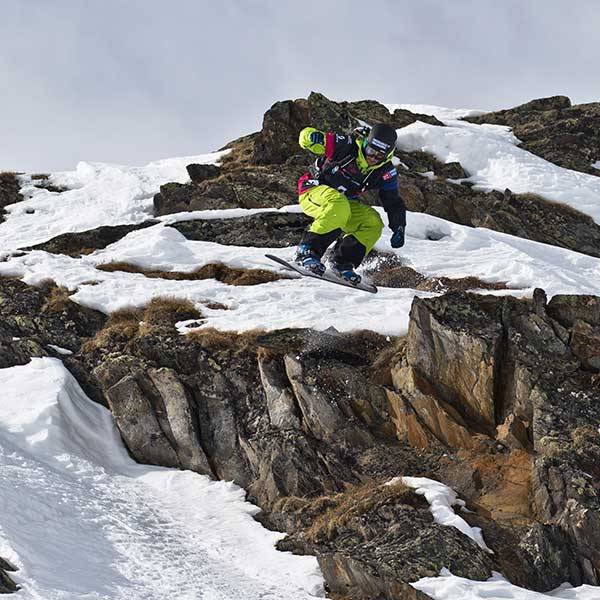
[295, 123, 406, 284]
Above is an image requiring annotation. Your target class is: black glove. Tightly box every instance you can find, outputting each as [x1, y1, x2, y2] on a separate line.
[309, 131, 325, 145]
[390, 225, 405, 248]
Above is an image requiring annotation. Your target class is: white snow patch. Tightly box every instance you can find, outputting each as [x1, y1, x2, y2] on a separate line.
[1, 209, 600, 335]
[0, 151, 230, 251]
[412, 569, 600, 600]
[46, 344, 73, 355]
[400, 477, 491, 552]
[0, 358, 324, 599]
[592, 161, 600, 170]
[395, 120, 600, 223]
[385, 103, 488, 121]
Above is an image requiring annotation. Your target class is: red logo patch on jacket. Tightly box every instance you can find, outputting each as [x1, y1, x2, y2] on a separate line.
[382, 168, 398, 181]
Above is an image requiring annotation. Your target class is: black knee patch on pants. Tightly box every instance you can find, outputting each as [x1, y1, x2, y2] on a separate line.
[333, 235, 366, 268]
[301, 229, 342, 258]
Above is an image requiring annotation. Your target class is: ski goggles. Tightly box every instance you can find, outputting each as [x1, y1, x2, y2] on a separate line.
[363, 144, 388, 161]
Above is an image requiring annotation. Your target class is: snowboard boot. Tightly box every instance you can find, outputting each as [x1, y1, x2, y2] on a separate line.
[295, 243, 326, 276]
[331, 261, 361, 285]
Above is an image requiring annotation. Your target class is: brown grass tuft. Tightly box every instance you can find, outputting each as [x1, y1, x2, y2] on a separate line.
[186, 326, 263, 353]
[95, 261, 284, 286]
[299, 480, 413, 543]
[142, 297, 202, 327]
[81, 306, 143, 352]
[201, 300, 230, 310]
[95, 262, 145, 274]
[39, 283, 73, 313]
[82, 297, 205, 352]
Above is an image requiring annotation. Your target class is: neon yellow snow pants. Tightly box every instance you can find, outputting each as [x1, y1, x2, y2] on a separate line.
[298, 185, 383, 255]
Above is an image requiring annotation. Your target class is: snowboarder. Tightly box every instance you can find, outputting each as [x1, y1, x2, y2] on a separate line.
[295, 123, 406, 284]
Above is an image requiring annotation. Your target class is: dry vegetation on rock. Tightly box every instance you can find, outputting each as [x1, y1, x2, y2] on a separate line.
[96, 261, 286, 285]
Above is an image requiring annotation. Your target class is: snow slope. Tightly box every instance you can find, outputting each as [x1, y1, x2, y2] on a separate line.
[1, 107, 600, 599]
[0, 152, 229, 250]
[0, 358, 323, 599]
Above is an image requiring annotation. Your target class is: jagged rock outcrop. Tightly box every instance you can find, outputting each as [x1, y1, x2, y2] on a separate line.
[82, 324, 433, 504]
[0, 277, 106, 368]
[64, 280, 600, 596]
[389, 291, 600, 588]
[153, 92, 442, 217]
[0, 172, 23, 223]
[27, 221, 158, 256]
[395, 177, 600, 258]
[252, 91, 442, 165]
[0, 558, 19, 594]
[464, 96, 600, 175]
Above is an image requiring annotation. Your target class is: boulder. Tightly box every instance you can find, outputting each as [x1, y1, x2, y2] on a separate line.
[0, 172, 23, 223]
[252, 91, 442, 164]
[186, 163, 220, 183]
[27, 221, 158, 256]
[153, 161, 303, 216]
[172, 211, 311, 247]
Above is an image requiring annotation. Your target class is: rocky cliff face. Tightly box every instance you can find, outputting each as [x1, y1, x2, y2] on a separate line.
[2, 270, 592, 598]
[2, 302, 598, 599]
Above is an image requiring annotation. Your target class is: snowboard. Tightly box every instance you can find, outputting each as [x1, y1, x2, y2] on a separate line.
[265, 254, 378, 294]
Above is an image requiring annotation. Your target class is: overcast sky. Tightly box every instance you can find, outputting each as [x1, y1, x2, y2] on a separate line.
[2, 0, 599, 172]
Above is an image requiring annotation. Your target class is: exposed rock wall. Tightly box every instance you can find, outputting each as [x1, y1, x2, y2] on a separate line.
[0, 172, 23, 224]
[391, 291, 600, 589]
[3, 271, 600, 596]
[62, 283, 600, 596]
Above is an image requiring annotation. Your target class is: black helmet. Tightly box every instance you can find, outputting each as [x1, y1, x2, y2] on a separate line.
[365, 123, 397, 155]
